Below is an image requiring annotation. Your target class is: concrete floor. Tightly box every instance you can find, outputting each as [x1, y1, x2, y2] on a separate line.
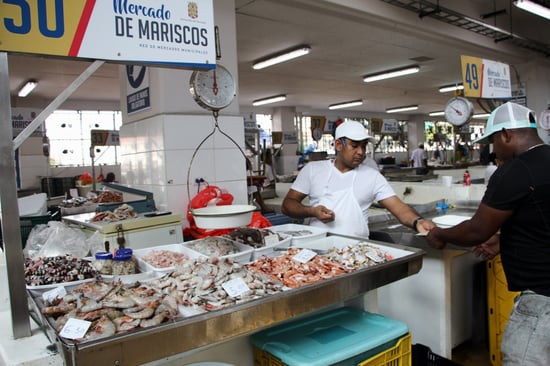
[452, 340, 492, 365]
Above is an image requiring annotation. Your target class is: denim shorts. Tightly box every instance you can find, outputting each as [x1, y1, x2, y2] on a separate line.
[501, 290, 550, 365]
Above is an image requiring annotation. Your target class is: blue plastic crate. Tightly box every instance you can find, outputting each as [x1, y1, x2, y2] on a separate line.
[251, 307, 409, 366]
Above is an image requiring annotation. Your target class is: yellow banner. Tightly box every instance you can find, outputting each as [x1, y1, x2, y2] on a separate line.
[461, 55, 483, 98]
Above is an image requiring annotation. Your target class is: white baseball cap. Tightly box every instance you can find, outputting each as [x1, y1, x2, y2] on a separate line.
[335, 121, 376, 143]
[474, 102, 537, 144]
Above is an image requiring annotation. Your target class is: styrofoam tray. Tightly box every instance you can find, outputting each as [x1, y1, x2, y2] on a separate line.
[101, 270, 162, 283]
[268, 223, 328, 246]
[301, 235, 415, 261]
[432, 214, 471, 228]
[183, 237, 253, 263]
[134, 244, 206, 273]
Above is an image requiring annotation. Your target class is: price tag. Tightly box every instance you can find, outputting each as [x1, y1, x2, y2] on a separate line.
[59, 318, 91, 340]
[42, 286, 67, 304]
[292, 249, 317, 263]
[263, 234, 280, 246]
[222, 277, 250, 298]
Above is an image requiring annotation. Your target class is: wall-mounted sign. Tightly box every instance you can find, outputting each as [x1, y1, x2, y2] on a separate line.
[282, 131, 298, 144]
[91, 130, 120, 146]
[381, 119, 399, 134]
[0, 0, 216, 68]
[126, 65, 151, 114]
[461, 55, 511, 99]
[371, 118, 383, 134]
[11, 108, 43, 138]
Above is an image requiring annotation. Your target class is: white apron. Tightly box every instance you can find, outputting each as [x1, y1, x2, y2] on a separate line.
[308, 165, 369, 237]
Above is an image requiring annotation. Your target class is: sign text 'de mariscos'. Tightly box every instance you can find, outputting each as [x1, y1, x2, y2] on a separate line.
[0, 0, 216, 69]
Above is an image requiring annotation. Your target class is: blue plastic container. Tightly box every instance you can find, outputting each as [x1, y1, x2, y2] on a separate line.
[250, 307, 409, 366]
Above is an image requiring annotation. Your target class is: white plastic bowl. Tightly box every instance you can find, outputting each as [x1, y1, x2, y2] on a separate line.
[191, 205, 256, 229]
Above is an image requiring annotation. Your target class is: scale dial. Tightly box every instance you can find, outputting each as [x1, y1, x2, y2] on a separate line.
[189, 64, 236, 111]
[444, 96, 474, 126]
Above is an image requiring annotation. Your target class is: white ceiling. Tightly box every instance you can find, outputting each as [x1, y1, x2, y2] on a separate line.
[6, 0, 550, 117]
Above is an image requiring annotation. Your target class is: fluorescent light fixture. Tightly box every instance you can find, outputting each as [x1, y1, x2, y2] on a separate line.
[429, 111, 445, 116]
[329, 100, 363, 110]
[386, 105, 419, 113]
[252, 94, 286, 106]
[253, 45, 311, 70]
[439, 84, 464, 93]
[514, 0, 550, 20]
[363, 65, 420, 83]
[18, 79, 37, 97]
[473, 113, 490, 119]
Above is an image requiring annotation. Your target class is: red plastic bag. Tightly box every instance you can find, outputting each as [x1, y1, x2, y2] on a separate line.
[184, 186, 235, 239]
[183, 186, 272, 239]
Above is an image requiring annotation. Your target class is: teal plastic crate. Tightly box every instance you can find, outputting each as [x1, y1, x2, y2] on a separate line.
[250, 307, 409, 366]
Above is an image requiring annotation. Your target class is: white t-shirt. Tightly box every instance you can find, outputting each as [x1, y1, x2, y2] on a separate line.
[410, 148, 427, 167]
[291, 160, 396, 222]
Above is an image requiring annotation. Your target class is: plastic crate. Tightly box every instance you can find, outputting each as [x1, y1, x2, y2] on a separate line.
[486, 255, 519, 366]
[358, 333, 411, 366]
[412, 344, 462, 366]
[251, 307, 409, 366]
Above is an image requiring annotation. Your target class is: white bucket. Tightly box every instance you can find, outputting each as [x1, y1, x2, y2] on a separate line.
[441, 176, 452, 187]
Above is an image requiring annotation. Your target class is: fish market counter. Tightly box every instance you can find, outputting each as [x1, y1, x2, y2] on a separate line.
[368, 207, 485, 359]
[24, 237, 423, 366]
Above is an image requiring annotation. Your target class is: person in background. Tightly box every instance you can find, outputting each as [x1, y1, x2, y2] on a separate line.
[246, 159, 274, 214]
[261, 150, 276, 191]
[281, 121, 435, 238]
[425, 102, 550, 365]
[483, 152, 501, 185]
[103, 172, 116, 183]
[410, 143, 428, 175]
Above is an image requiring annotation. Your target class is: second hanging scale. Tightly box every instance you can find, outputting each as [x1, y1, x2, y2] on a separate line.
[187, 63, 256, 229]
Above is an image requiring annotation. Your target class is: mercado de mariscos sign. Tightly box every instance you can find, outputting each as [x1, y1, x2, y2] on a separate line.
[0, 0, 217, 69]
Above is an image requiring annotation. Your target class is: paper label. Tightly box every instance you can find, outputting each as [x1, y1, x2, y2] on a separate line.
[263, 234, 280, 246]
[222, 277, 250, 298]
[42, 286, 67, 304]
[292, 249, 317, 263]
[59, 318, 91, 340]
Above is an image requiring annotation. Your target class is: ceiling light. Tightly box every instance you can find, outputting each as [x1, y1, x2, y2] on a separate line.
[429, 111, 445, 117]
[439, 84, 464, 93]
[328, 100, 363, 110]
[363, 65, 420, 83]
[473, 113, 490, 119]
[18, 80, 37, 97]
[386, 105, 419, 113]
[252, 45, 311, 70]
[514, 0, 550, 20]
[252, 94, 286, 106]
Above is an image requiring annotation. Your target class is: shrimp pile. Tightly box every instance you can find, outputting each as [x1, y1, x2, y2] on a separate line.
[325, 242, 394, 269]
[165, 256, 284, 312]
[246, 247, 349, 288]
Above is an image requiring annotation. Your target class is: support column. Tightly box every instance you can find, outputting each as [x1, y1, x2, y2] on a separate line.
[117, 0, 244, 227]
[272, 106, 299, 175]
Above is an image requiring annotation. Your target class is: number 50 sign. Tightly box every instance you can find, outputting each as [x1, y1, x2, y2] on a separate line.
[461, 55, 511, 99]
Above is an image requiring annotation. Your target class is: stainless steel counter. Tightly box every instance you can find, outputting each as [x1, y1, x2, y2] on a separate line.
[28, 239, 424, 366]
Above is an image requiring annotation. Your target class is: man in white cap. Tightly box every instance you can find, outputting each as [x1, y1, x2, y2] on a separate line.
[426, 102, 550, 365]
[281, 120, 434, 238]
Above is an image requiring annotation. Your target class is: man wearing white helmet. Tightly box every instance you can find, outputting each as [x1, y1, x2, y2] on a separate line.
[426, 102, 550, 365]
[282, 121, 435, 238]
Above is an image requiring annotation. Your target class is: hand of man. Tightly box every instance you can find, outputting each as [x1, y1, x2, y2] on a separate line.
[417, 219, 436, 233]
[472, 233, 500, 260]
[426, 227, 447, 249]
[312, 205, 335, 223]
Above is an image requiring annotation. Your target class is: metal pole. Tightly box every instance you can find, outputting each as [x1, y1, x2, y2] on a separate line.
[13, 60, 105, 150]
[0, 52, 31, 338]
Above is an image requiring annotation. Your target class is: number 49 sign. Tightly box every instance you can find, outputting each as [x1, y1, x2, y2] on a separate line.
[461, 55, 511, 99]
